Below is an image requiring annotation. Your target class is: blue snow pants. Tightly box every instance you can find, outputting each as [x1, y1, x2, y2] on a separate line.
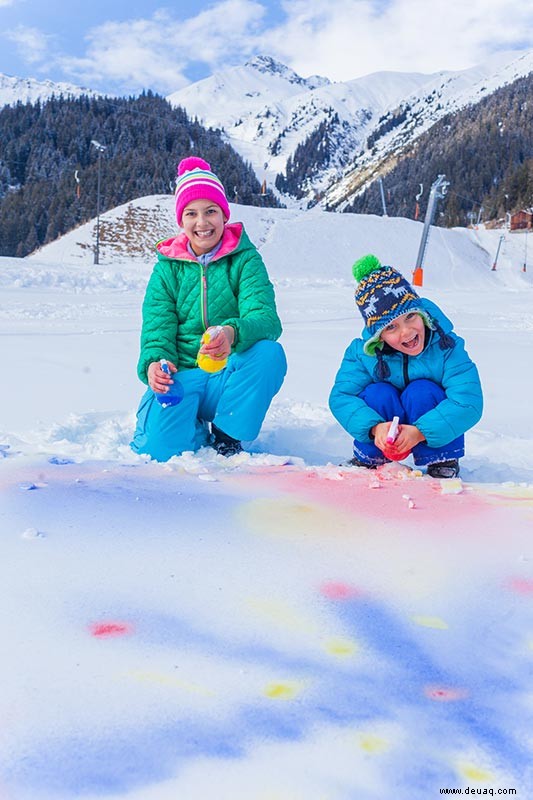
[131, 340, 287, 461]
[353, 379, 465, 467]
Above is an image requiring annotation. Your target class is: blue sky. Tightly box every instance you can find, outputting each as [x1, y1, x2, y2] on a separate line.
[1, 0, 532, 95]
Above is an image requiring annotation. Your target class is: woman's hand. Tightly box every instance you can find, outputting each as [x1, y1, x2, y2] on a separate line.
[198, 325, 234, 361]
[147, 360, 177, 393]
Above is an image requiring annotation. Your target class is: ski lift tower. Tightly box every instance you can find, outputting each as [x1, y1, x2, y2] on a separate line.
[412, 174, 450, 286]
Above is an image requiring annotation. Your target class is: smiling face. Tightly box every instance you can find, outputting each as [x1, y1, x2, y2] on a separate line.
[379, 311, 426, 355]
[181, 199, 227, 255]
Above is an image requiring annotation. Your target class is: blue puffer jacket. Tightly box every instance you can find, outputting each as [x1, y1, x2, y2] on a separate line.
[329, 299, 483, 448]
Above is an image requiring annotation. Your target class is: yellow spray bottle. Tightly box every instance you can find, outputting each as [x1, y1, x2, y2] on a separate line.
[197, 326, 228, 373]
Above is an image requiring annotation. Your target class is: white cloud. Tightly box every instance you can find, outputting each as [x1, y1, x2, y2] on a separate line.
[6, 0, 531, 94]
[4, 25, 50, 64]
[57, 0, 266, 94]
[261, 0, 533, 81]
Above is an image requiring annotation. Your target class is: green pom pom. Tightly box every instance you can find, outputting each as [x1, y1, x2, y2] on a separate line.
[352, 254, 382, 282]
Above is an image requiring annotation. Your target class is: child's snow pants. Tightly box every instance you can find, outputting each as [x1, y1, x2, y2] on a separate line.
[131, 340, 287, 462]
[353, 379, 465, 467]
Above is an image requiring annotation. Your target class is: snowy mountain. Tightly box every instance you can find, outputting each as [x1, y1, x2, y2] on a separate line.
[0, 72, 99, 106]
[166, 51, 533, 208]
[324, 49, 533, 210]
[166, 55, 441, 200]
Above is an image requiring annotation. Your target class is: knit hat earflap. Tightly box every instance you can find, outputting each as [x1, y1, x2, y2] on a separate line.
[353, 254, 433, 356]
[175, 157, 231, 227]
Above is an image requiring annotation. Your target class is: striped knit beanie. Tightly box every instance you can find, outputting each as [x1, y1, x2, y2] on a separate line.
[175, 157, 230, 226]
[353, 254, 433, 355]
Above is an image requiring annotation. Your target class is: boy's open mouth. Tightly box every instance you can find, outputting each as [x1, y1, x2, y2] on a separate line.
[402, 333, 420, 349]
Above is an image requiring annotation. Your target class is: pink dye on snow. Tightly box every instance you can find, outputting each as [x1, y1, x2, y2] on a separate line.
[89, 622, 133, 638]
[319, 581, 363, 600]
[238, 467, 488, 531]
[504, 578, 533, 595]
[424, 686, 468, 702]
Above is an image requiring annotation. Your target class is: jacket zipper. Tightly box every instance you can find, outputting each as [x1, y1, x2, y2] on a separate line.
[200, 265, 209, 330]
[402, 353, 410, 387]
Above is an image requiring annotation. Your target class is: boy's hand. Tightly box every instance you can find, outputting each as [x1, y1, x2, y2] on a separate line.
[393, 424, 425, 453]
[147, 359, 177, 393]
[372, 421, 425, 460]
[372, 421, 396, 452]
[384, 423, 425, 460]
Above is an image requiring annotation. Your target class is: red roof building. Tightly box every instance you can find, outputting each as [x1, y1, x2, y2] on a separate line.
[510, 209, 533, 231]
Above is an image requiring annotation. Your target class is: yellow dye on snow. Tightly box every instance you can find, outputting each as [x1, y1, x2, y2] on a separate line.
[126, 670, 215, 697]
[246, 597, 319, 636]
[357, 733, 389, 754]
[264, 681, 303, 701]
[237, 496, 365, 541]
[412, 615, 449, 630]
[457, 762, 494, 782]
[323, 637, 358, 658]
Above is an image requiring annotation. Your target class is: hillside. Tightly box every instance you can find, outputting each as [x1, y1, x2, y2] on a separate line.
[0, 93, 278, 258]
[2, 50, 532, 257]
[335, 72, 533, 226]
[25, 192, 532, 292]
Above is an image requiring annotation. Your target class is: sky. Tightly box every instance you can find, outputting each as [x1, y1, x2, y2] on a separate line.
[0, 0, 532, 96]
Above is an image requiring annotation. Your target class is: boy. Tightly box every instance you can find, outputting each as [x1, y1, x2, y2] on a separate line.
[329, 254, 483, 478]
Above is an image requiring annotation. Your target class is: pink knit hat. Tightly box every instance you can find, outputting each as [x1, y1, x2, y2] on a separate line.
[175, 157, 231, 226]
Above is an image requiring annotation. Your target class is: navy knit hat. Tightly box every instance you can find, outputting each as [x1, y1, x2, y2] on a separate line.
[353, 255, 433, 355]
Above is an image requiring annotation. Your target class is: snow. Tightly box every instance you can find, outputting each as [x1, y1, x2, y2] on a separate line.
[1, 198, 532, 798]
[0, 72, 98, 107]
[5, 196, 532, 478]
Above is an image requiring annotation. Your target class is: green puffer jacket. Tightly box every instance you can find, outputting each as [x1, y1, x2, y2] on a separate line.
[137, 222, 282, 383]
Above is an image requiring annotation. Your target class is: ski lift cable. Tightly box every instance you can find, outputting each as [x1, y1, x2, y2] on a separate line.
[447, 189, 485, 208]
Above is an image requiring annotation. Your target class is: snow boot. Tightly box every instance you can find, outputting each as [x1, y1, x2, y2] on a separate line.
[211, 424, 243, 457]
[343, 457, 378, 469]
[427, 459, 460, 479]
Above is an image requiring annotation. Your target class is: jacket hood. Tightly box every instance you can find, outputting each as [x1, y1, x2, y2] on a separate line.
[155, 222, 251, 263]
[361, 297, 454, 355]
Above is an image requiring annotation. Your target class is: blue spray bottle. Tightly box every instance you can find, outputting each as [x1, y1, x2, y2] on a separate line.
[155, 359, 184, 408]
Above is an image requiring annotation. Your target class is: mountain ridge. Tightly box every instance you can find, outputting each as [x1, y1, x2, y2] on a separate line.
[0, 72, 99, 107]
[165, 50, 533, 210]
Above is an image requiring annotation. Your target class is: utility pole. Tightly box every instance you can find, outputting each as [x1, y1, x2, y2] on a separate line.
[91, 140, 107, 265]
[378, 177, 388, 216]
[412, 174, 450, 287]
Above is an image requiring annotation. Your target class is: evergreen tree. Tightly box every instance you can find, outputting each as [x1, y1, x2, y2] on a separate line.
[0, 94, 280, 257]
[343, 73, 533, 226]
